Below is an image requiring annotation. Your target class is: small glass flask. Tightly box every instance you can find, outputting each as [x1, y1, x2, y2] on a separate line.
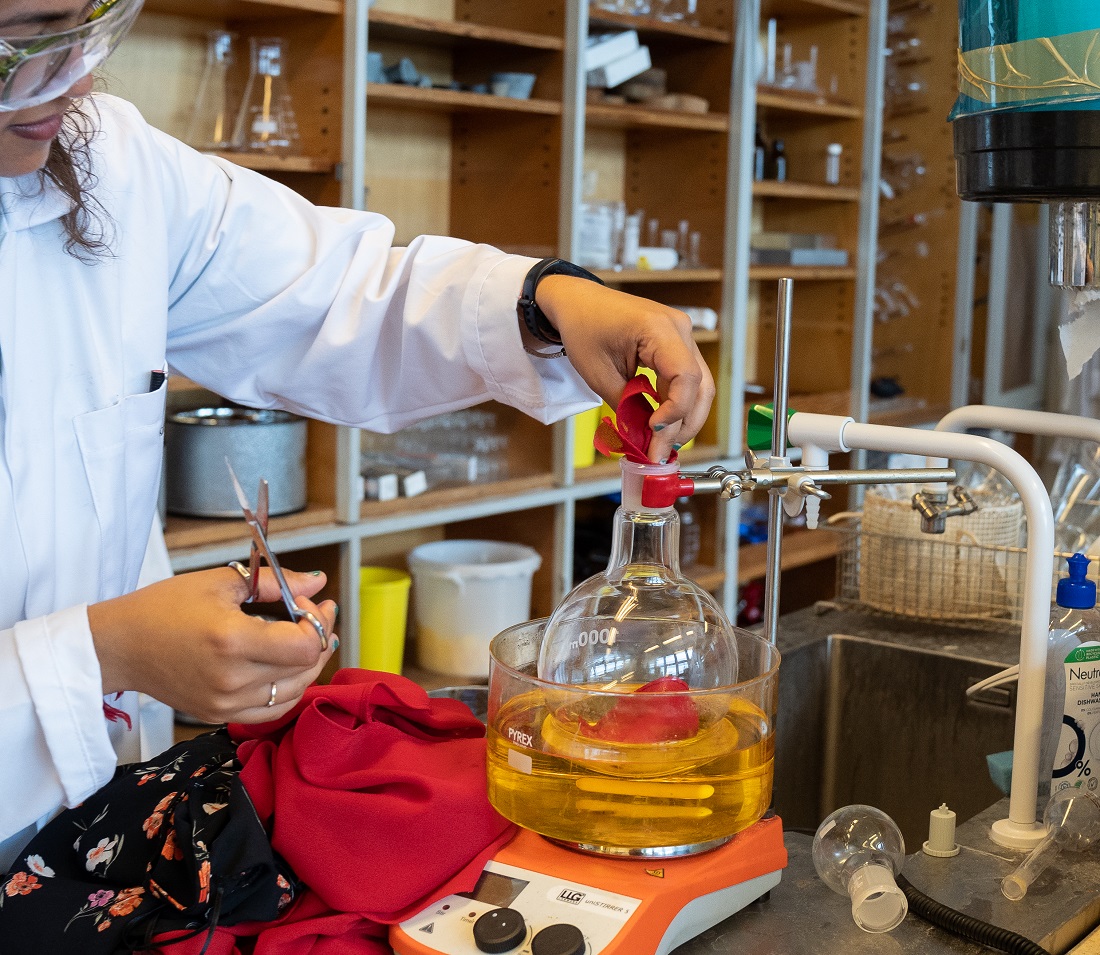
[538, 458, 738, 691]
[232, 37, 300, 155]
[186, 31, 236, 152]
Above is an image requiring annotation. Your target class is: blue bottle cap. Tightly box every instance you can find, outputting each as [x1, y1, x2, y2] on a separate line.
[1057, 553, 1097, 609]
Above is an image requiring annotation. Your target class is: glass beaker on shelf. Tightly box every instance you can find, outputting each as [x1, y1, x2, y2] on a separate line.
[232, 36, 300, 155]
[185, 30, 236, 152]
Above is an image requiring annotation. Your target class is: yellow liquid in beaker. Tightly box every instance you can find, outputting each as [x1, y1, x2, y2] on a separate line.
[486, 687, 774, 850]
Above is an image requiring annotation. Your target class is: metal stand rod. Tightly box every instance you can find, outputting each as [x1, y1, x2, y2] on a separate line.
[764, 278, 794, 645]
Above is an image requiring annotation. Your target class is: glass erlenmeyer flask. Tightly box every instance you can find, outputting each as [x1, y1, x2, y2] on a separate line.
[185, 30, 236, 152]
[232, 37, 299, 155]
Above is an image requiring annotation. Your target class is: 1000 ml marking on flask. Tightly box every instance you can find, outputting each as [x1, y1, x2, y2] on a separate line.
[486, 687, 773, 850]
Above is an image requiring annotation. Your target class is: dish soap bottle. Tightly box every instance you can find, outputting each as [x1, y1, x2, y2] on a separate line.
[1040, 553, 1100, 810]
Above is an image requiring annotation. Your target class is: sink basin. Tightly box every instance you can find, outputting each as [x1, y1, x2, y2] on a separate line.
[773, 633, 1017, 848]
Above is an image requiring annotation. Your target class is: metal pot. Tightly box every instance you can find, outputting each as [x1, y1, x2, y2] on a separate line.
[166, 407, 307, 517]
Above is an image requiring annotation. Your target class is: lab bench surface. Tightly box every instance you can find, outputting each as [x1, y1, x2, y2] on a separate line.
[677, 798, 1100, 955]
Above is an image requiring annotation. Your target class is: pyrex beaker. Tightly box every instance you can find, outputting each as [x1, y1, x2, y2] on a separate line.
[487, 619, 779, 857]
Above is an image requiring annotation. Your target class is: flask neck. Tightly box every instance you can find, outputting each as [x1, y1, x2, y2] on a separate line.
[607, 507, 682, 579]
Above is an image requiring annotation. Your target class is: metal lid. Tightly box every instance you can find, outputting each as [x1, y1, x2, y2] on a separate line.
[168, 407, 301, 427]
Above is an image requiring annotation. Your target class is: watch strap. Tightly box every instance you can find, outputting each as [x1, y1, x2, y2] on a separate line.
[518, 258, 605, 347]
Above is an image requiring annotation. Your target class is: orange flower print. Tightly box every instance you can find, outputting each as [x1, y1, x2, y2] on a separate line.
[85, 837, 119, 872]
[161, 830, 183, 862]
[276, 874, 290, 890]
[143, 812, 163, 839]
[4, 873, 41, 896]
[108, 886, 144, 917]
[138, 773, 157, 786]
[98, 920, 112, 932]
[197, 861, 211, 904]
[154, 793, 178, 814]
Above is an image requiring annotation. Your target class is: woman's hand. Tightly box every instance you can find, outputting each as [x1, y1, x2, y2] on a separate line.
[534, 275, 715, 463]
[88, 567, 339, 724]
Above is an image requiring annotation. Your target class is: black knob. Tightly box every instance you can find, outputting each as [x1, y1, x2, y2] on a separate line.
[531, 922, 586, 955]
[472, 907, 527, 953]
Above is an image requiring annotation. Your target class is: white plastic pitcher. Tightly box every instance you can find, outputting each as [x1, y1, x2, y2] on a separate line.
[408, 540, 542, 677]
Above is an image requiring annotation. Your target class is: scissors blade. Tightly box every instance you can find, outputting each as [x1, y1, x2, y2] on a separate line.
[226, 458, 261, 602]
[258, 479, 270, 538]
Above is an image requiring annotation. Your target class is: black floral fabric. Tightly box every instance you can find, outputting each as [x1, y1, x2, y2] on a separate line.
[0, 729, 297, 953]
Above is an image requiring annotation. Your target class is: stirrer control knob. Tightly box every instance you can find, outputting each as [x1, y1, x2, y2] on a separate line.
[531, 922, 585, 955]
[472, 907, 526, 953]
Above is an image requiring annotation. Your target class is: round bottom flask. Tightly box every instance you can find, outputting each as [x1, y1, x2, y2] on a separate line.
[484, 459, 777, 857]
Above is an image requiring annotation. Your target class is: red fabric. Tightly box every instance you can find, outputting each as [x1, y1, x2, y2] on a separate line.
[593, 374, 677, 463]
[151, 669, 516, 955]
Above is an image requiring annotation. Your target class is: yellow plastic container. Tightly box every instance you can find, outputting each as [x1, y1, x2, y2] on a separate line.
[358, 567, 412, 673]
[573, 406, 602, 468]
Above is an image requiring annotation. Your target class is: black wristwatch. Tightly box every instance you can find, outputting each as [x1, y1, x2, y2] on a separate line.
[518, 258, 605, 347]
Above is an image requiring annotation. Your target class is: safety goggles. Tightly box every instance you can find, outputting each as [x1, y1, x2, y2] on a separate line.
[0, 0, 143, 112]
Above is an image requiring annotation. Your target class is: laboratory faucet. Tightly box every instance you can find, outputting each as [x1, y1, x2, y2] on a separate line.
[642, 279, 1057, 849]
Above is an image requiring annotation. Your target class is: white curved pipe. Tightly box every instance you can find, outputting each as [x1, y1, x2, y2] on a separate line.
[788, 413, 1053, 848]
[936, 406, 1100, 445]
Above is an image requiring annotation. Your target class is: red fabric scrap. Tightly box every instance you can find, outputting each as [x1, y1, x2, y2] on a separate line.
[593, 374, 677, 463]
[151, 669, 516, 955]
[578, 676, 700, 743]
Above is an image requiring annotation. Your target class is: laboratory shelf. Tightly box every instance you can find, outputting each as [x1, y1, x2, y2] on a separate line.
[752, 180, 861, 202]
[164, 504, 339, 554]
[594, 267, 724, 283]
[693, 329, 720, 344]
[762, 0, 868, 19]
[359, 474, 554, 525]
[585, 102, 728, 132]
[144, 0, 341, 17]
[367, 11, 563, 51]
[737, 530, 841, 584]
[366, 83, 562, 116]
[205, 152, 337, 174]
[586, 9, 732, 44]
[756, 87, 863, 120]
[749, 265, 857, 281]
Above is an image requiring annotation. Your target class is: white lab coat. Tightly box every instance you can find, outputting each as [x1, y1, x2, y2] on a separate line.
[0, 95, 597, 869]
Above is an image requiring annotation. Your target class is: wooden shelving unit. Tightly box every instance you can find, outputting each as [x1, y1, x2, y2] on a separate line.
[366, 83, 562, 115]
[117, 0, 890, 680]
[594, 267, 724, 284]
[367, 10, 564, 50]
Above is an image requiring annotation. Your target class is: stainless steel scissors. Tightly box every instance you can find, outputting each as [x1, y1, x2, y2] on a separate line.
[226, 458, 328, 650]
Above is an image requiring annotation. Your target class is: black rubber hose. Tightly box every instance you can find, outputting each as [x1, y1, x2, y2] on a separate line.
[897, 873, 1051, 955]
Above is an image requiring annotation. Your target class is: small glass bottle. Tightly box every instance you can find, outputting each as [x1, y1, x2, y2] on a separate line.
[232, 37, 300, 155]
[769, 138, 787, 181]
[185, 31, 236, 152]
[825, 143, 843, 185]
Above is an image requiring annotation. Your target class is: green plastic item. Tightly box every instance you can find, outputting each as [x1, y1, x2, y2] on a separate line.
[747, 403, 795, 452]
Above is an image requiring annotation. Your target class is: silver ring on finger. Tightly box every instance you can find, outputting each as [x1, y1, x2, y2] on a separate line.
[267, 681, 278, 708]
[228, 560, 251, 581]
[300, 609, 328, 651]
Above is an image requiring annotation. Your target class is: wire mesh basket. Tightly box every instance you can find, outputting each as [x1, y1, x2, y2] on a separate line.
[826, 489, 1091, 627]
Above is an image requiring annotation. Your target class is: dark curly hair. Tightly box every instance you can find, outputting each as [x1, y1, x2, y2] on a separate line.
[39, 100, 111, 260]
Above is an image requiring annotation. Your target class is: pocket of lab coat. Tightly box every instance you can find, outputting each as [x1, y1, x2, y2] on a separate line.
[73, 382, 168, 598]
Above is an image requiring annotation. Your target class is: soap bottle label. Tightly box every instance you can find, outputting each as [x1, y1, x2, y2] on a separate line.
[1056, 641, 1100, 794]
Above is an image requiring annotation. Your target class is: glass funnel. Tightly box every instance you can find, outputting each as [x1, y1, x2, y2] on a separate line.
[538, 458, 739, 690]
[488, 619, 779, 856]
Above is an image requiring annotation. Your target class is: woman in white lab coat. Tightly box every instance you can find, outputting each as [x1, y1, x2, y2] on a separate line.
[0, 0, 714, 869]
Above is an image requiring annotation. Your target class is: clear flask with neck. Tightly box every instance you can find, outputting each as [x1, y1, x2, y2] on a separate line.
[232, 37, 300, 155]
[186, 31, 236, 151]
[538, 458, 738, 691]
